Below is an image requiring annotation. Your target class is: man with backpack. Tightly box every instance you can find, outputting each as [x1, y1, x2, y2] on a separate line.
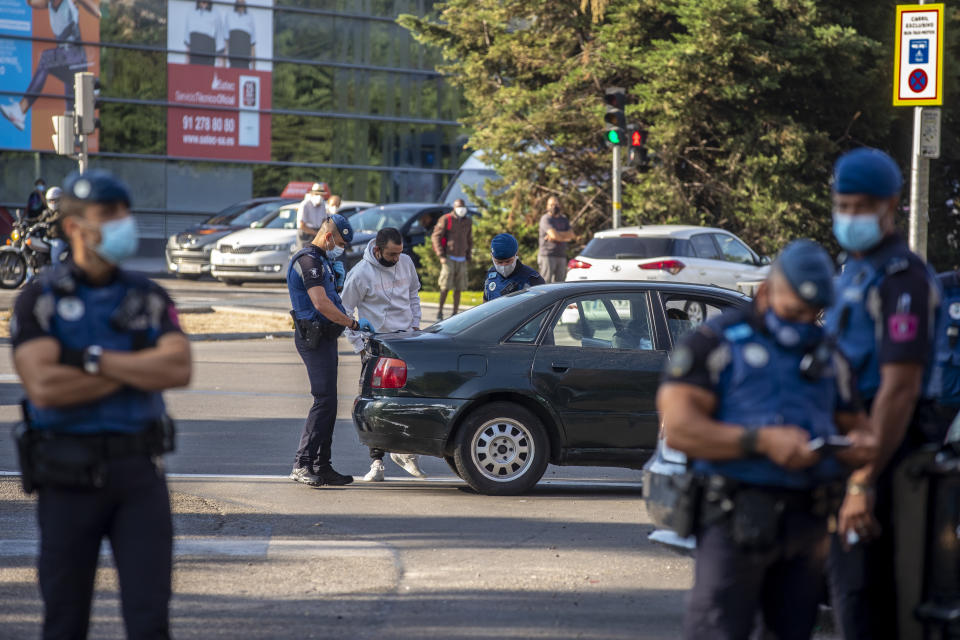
[430, 198, 472, 320]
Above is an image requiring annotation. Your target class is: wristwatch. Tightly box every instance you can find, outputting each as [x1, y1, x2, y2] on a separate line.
[740, 428, 760, 457]
[83, 345, 103, 375]
[846, 481, 872, 496]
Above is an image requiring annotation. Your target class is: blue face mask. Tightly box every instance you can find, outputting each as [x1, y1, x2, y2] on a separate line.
[95, 216, 139, 264]
[832, 212, 883, 253]
[326, 244, 344, 260]
[764, 309, 820, 350]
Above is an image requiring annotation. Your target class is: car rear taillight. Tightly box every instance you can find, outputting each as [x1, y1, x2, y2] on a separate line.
[639, 259, 686, 275]
[371, 357, 407, 389]
[568, 258, 592, 270]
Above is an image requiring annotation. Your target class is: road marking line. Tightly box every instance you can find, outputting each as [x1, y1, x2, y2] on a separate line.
[0, 537, 392, 559]
[0, 470, 641, 489]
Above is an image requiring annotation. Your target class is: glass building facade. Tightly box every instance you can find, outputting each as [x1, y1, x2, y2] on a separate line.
[0, 0, 463, 255]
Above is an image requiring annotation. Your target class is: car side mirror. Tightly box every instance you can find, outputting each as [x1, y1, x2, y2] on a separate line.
[759, 255, 772, 266]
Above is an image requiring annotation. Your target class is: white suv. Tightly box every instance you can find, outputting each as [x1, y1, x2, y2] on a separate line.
[565, 225, 770, 291]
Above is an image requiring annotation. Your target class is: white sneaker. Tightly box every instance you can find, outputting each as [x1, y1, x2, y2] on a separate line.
[1, 103, 25, 131]
[390, 453, 427, 479]
[361, 459, 385, 482]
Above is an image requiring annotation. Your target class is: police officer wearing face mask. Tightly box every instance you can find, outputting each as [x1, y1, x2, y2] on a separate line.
[658, 240, 875, 640]
[10, 170, 192, 639]
[287, 214, 374, 487]
[482, 233, 545, 302]
[823, 148, 945, 640]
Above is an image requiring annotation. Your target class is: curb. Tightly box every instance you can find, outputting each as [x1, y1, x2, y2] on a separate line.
[209, 305, 290, 319]
[187, 331, 294, 342]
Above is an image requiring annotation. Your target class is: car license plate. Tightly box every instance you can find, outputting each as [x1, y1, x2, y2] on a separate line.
[224, 257, 243, 265]
[179, 263, 202, 274]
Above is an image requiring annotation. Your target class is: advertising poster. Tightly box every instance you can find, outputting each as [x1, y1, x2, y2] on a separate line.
[0, 0, 100, 151]
[166, 0, 272, 161]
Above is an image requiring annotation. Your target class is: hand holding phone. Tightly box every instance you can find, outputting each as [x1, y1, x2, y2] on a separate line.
[807, 434, 853, 454]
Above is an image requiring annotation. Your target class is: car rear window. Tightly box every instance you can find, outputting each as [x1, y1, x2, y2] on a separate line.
[580, 237, 691, 259]
[424, 289, 546, 335]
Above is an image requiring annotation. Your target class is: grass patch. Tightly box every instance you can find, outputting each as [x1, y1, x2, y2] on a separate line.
[419, 290, 483, 306]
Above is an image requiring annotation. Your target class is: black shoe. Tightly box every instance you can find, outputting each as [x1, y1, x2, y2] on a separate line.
[436, 311, 444, 321]
[314, 464, 354, 486]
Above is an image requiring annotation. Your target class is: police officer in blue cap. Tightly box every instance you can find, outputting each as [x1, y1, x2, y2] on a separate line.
[287, 214, 374, 486]
[482, 233, 545, 302]
[10, 169, 192, 638]
[658, 239, 874, 640]
[824, 148, 945, 639]
[935, 269, 960, 426]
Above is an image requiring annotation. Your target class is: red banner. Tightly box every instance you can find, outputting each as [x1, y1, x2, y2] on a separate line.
[167, 64, 271, 161]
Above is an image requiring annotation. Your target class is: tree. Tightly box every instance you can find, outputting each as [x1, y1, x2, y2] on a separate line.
[400, 0, 924, 273]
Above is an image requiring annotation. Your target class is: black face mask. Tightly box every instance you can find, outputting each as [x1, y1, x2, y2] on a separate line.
[375, 250, 398, 268]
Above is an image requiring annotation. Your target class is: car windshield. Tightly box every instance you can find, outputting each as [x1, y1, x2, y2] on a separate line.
[424, 289, 546, 335]
[580, 236, 683, 259]
[264, 206, 298, 229]
[349, 206, 419, 233]
[230, 201, 285, 227]
[203, 202, 252, 225]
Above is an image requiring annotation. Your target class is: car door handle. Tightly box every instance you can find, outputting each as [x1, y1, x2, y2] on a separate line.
[551, 361, 571, 373]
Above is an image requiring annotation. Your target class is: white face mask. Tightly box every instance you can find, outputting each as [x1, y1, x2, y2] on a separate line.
[309, 195, 323, 206]
[454, 206, 467, 218]
[494, 259, 517, 277]
[326, 204, 339, 215]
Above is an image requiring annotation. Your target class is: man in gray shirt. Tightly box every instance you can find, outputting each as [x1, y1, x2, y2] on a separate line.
[537, 196, 576, 283]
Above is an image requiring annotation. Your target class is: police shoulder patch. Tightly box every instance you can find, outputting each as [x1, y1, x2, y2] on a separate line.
[56, 296, 85, 322]
[487, 281, 497, 291]
[742, 342, 770, 368]
[949, 302, 960, 320]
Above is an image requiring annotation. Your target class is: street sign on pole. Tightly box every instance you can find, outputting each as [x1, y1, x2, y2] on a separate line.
[893, 3, 944, 107]
[895, 2, 944, 260]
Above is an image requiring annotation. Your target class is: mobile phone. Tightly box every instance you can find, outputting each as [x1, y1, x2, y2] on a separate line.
[808, 434, 853, 453]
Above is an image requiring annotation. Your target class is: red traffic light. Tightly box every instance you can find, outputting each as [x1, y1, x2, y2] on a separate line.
[630, 130, 645, 147]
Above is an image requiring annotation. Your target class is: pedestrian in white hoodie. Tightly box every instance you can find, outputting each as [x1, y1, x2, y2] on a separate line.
[341, 227, 427, 481]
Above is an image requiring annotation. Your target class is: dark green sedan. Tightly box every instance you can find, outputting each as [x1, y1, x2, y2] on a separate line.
[353, 281, 750, 495]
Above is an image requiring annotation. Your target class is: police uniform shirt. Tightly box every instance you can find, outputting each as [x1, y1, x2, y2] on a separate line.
[483, 260, 546, 302]
[10, 265, 182, 350]
[289, 246, 346, 322]
[664, 307, 860, 411]
[862, 235, 935, 369]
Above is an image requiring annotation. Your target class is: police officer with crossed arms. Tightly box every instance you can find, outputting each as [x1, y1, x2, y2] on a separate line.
[287, 214, 374, 487]
[657, 240, 874, 640]
[11, 170, 192, 639]
[824, 148, 946, 639]
[482, 233, 545, 303]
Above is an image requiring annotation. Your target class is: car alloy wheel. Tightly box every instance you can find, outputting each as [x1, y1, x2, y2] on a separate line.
[683, 300, 707, 324]
[454, 401, 549, 496]
[471, 418, 534, 482]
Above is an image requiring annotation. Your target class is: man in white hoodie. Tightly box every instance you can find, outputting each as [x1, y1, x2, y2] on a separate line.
[341, 227, 427, 481]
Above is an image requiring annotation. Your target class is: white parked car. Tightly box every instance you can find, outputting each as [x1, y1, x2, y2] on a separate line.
[565, 225, 770, 292]
[210, 204, 299, 285]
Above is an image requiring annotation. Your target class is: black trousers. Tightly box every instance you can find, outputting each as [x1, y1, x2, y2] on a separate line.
[684, 510, 829, 640]
[293, 333, 339, 468]
[827, 399, 946, 640]
[37, 455, 172, 640]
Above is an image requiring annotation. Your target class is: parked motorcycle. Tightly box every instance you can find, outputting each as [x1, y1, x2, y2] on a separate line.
[0, 211, 64, 289]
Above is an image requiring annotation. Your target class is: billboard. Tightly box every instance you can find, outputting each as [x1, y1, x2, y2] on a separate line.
[166, 0, 272, 161]
[0, 0, 100, 151]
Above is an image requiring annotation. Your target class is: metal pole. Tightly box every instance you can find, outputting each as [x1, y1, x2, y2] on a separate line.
[77, 134, 88, 173]
[908, 107, 929, 260]
[612, 144, 622, 229]
[908, 0, 929, 260]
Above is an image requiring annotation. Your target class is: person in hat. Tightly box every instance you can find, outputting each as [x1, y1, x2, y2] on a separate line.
[823, 148, 945, 639]
[296, 181, 331, 248]
[658, 239, 875, 640]
[10, 169, 191, 638]
[287, 213, 373, 487]
[482, 233, 545, 302]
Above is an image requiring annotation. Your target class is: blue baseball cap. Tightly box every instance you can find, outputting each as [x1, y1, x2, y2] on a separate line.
[328, 213, 353, 243]
[491, 233, 519, 260]
[774, 239, 836, 308]
[62, 169, 132, 207]
[833, 148, 903, 198]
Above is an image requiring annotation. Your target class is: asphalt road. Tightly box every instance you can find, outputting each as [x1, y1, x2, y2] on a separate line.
[0, 337, 700, 640]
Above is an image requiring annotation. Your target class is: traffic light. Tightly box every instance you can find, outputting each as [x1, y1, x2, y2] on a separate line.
[627, 124, 649, 169]
[603, 87, 626, 146]
[51, 113, 76, 155]
[74, 72, 100, 135]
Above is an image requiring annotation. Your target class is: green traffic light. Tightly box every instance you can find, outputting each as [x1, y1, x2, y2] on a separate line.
[606, 130, 622, 145]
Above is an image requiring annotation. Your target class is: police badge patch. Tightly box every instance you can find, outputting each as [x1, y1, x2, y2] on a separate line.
[743, 343, 770, 368]
[56, 297, 85, 322]
[950, 302, 960, 320]
[488, 281, 497, 291]
[310, 268, 320, 279]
